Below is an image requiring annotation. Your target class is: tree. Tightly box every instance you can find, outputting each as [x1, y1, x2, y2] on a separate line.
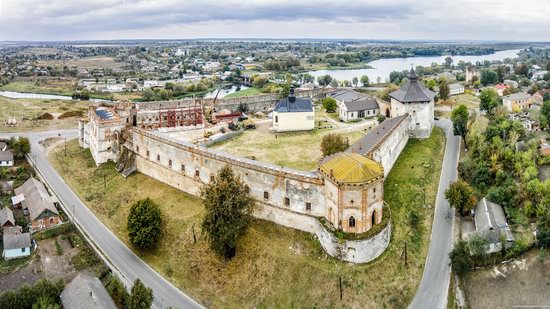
[480, 69, 499, 86]
[438, 80, 450, 101]
[127, 198, 163, 250]
[479, 88, 500, 113]
[537, 215, 550, 248]
[360, 75, 370, 87]
[451, 104, 469, 147]
[12, 136, 31, 159]
[201, 165, 253, 259]
[107, 276, 129, 309]
[449, 240, 471, 274]
[322, 97, 337, 113]
[142, 88, 155, 102]
[320, 134, 349, 157]
[444, 56, 453, 68]
[389, 71, 403, 84]
[352, 77, 359, 87]
[541, 100, 550, 131]
[445, 180, 478, 215]
[317, 74, 333, 86]
[128, 279, 153, 309]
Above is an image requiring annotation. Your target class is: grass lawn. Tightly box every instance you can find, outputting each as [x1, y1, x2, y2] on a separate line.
[211, 122, 364, 171]
[451, 93, 480, 111]
[49, 127, 445, 308]
[0, 80, 76, 96]
[0, 96, 90, 132]
[223, 87, 262, 99]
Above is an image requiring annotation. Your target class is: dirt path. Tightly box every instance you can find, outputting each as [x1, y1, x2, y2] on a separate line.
[464, 249, 550, 308]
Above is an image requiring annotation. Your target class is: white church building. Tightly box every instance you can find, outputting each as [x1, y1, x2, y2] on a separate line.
[389, 68, 436, 138]
[271, 86, 315, 132]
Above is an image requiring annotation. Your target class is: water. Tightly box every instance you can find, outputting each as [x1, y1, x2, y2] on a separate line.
[201, 85, 249, 98]
[0, 90, 109, 102]
[308, 49, 521, 83]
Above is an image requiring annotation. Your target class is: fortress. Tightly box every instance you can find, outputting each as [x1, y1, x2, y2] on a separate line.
[78, 69, 434, 263]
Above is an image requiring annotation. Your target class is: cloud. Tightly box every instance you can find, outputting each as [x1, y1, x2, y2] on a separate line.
[0, 0, 549, 41]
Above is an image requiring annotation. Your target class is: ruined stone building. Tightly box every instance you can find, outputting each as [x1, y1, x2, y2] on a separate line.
[79, 90, 417, 263]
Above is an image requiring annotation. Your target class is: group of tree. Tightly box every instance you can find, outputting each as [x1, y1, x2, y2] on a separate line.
[142, 79, 214, 101]
[263, 57, 301, 71]
[0, 278, 65, 308]
[438, 79, 450, 101]
[320, 134, 350, 157]
[8, 136, 31, 159]
[444, 179, 478, 215]
[479, 88, 501, 114]
[450, 104, 469, 147]
[106, 277, 153, 309]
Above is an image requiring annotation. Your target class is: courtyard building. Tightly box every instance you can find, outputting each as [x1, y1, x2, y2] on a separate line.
[389, 68, 436, 138]
[503, 92, 533, 111]
[271, 86, 314, 132]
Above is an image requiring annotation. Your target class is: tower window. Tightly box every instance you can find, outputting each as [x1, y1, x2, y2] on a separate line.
[349, 216, 356, 228]
[181, 165, 185, 172]
[306, 202, 311, 211]
[284, 197, 290, 206]
[168, 159, 172, 167]
[195, 170, 200, 177]
[263, 191, 269, 200]
[157, 154, 160, 161]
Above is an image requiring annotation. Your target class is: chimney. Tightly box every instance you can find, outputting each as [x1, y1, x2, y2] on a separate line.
[288, 86, 296, 103]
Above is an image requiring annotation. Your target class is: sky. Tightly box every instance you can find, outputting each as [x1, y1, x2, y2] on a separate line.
[0, 0, 549, 41]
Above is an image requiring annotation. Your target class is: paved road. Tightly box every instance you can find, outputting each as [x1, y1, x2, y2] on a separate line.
[1, 130, 202, 309]
[408, 119, 460, 309]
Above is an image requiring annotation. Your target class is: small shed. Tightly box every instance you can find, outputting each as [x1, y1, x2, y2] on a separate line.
[0, 207, 15, 228]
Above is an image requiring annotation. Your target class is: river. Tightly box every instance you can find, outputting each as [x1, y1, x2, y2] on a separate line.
[0, 90, 109, 102]
[201, 85, 249, 98]
[308, 49, 521, 83]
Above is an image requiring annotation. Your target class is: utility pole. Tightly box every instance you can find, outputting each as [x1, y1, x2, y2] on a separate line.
[64, 138, 67, 156]
[339, 276, 343, 300]
[404, 242, 408, 267]
[103, 174, 106, 191]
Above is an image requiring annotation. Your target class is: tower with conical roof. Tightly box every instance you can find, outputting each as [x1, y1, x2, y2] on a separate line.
[389, 68, 435, 138]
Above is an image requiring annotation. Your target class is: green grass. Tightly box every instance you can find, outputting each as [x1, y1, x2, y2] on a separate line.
[211, 125, 364, 171]
[49, 129, 445, 308]
[0, 96, 90, 132]
[223, 87, 262, 99]
[0, 80, 75, 96]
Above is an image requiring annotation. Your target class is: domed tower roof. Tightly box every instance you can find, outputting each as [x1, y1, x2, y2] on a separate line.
[319, 153, 383, 186]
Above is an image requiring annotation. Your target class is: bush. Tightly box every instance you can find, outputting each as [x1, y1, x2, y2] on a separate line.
[55, 239, 63, 256]
[36, 113, 54, 120]
[128, 279, 153, 309]
[127, 198, 163, 250]
[320, 133, 349, 157]
[58, 110, 84, 119]
[107, 276, 129, 309]
[33, 223, 74, 241]
[0, 278, 65, 308]
[322, 97, 337, 113]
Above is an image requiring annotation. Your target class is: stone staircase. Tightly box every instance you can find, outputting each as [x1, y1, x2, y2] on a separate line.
[121, 152, 136, 178]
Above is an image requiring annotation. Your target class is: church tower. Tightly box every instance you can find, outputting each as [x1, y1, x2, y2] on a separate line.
[389, 68, 435, 138]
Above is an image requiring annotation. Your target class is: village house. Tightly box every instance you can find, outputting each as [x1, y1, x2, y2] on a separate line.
[61, 273, 117, 309]
[12, 177, 61, 231]
[494, 83, 510, 96]
[503, 79, 519, 89]
[0, 150, 13, 167]
[329, 89, 380, 122]
[472, 198, 514, 254]
[533, 89, 550, 105]
[503, 92, 533, 111]
[271, 86, 314, 132]
[448, 83, 465, 96]
[0, 141, 7, 151]
[2, 232, 32, 260]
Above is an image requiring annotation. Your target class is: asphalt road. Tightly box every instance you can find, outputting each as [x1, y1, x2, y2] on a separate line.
[408, 119, 460, 309]
[1, 130, 203, 309]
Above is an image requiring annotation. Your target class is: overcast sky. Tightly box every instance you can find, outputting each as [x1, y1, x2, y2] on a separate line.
[0, 0, 548, 41]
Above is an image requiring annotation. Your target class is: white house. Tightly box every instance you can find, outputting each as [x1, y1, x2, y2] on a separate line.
[448, 83, 465, 96]
[2, 233, 31, 260]
[0, 151, 14, 167]
[329, 89, 380, 122]
[271, 87, 314, 132]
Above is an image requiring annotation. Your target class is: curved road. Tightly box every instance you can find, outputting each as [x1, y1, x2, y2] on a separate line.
[408, 119, 460, 309]
[1, 130, 202, 309]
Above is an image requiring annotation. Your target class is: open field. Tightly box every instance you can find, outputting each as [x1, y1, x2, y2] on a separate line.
[0, 80, 76, 96]
[0, 96, 90, 132]
[463, 249, 550, 308]
[211, 121, 365, 171]
[451, 93, 480, 111]
[223, 87, 262, 98]
[49, 128, 444, 308]
[36, 56, 126, 71]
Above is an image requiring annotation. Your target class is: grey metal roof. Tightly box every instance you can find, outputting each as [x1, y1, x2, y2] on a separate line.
[503, 92, 531, 101]
[448, 83, 464, 90]
[273, 97, 313, 113]
[0, 141, 6, 150]
[14, 177, 59, 221]
[346, 115, 408, 156]
[343, 97, 379, 112]
[0, 151, 13, 162]
[328, 89, 363, 102]
[474, 198, 514, 243]
[0, 207, 15, 227]
[390, 69, 436, 103]
[61, 273, 117, 309]
[3, 233, 31, 250]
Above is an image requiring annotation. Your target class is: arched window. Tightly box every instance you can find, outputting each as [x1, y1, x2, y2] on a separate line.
[372, 211, 377, 226]
[349, 216, 356, 228]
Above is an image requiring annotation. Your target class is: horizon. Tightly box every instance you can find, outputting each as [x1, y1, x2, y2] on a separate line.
[1, 0, 549, 41]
